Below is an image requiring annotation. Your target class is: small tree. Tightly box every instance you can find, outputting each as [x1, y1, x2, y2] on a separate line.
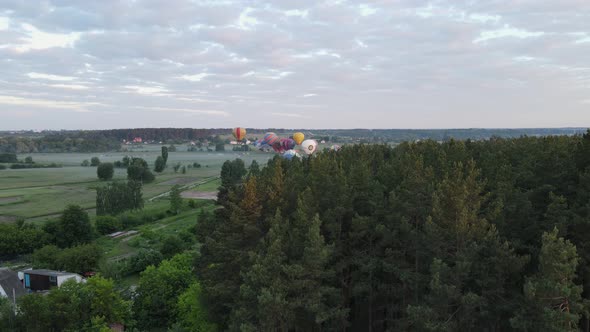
[168, 144, 177, 152]
[173, 163, 181, 173]
[81, 160, 90, 167]
[154, 156, 166, 173]
[24, 156, 33, 164]
[97, 162, 114, 180]
[91, 157, 100, 166]
[181, 165, 186, 174]
[161, 146, 169, 163]
[170, 185, 182, 215]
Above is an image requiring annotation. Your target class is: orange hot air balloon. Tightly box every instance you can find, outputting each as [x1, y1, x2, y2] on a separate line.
[293, 132, 305, 145]
[232, 127, 246, 141]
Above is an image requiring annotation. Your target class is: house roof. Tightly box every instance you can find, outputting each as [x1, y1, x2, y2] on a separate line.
[0, 268, 26, 298]
[23, 269, 80, 277]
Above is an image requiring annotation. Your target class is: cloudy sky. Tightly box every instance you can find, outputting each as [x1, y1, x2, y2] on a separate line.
[0, 0, 589, 130]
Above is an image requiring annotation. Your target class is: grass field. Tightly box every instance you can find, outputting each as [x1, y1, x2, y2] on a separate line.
[97, 202, 214, 261]
[0, 146, 272, 221]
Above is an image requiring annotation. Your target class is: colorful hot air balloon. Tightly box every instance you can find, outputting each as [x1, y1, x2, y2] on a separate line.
[301, 139, 318, 155]
[282, 149, 300, 160]
[232, 127, 246, 141]
[281, 138, 296, 151]
[263, 132, 280, 146]
[293, 132, 305, 145]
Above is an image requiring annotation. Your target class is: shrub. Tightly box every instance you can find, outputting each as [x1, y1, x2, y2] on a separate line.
[95, 215, 121, 235]
[90, 157, 100, 166]
[97, 162, 114, 180]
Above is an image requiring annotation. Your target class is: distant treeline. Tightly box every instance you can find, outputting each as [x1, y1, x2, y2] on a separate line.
[1, 128, 587, 153]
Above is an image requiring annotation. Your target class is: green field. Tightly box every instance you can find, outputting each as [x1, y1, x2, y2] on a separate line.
[0, 146, 272, 222]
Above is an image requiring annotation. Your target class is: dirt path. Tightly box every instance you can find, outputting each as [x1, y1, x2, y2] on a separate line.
[181, 191, 217, 200]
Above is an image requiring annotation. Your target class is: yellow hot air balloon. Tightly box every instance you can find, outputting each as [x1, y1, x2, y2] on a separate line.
[293, 132, 305, 145]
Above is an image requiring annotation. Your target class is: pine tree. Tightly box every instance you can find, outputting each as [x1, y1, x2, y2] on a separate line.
[511, 228, 584, 332]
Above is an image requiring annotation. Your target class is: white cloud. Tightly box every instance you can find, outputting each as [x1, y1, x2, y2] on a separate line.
[49, 84, 89, 90]
[180, 73, 211, 82]
[27, 72, 76, 81]
[359, 4, 377, 17]
[474, 25, 545, 43]
[132, 105, 229, 117]
[123, 85, 168, 95]
[12, 23, 80, 52]
[0, 16, 9, 30]
[0, 95, 99, 112]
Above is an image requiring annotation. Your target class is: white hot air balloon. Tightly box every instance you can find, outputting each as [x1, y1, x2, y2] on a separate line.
[301, 139, 318, 155]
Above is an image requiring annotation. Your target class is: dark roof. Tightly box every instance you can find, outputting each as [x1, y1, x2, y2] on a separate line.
[23, 269, 79, 277]
[0, 268, 26, 298]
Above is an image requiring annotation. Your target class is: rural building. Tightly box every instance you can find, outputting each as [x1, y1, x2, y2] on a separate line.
[0, 268, 26, 299]
[21, 269, 84, 291]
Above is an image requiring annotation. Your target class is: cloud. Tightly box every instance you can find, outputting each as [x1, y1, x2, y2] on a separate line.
[27, 72, 76, 81]
[0, 0, 589, 129]
[0, 95, 99, 112]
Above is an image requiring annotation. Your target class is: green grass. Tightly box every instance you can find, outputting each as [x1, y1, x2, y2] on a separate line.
[0, 148, 271, 220]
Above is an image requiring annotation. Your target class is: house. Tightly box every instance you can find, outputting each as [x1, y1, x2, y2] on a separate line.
[21, 269, 84, 291]
[0, 268, 26, 299]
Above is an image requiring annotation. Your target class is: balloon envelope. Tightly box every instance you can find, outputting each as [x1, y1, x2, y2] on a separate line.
[232, 127, 246, 141]
[301, 139, 318, 155]
[263, 132, 279, 146]
[282, 149, 300, 160]
[293, 132, 305, 145]
[281, 138, 296, 151]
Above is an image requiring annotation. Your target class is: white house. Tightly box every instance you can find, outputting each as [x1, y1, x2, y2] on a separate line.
[20, 269, 84, 291]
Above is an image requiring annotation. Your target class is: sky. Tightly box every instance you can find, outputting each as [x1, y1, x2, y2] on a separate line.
[0, 0, 589, 130]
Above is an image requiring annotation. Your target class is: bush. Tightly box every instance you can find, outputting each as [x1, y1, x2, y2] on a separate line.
[81, 159, 90, 166]
[192, 162, 201, 168]
[97, 162, 114, 180]
[0, 153, 17, 163]
[160, 235, 184, 259]
[95, 215, 121, 235]
[90, 157, 100, 166]
[24, 156, 33, 164]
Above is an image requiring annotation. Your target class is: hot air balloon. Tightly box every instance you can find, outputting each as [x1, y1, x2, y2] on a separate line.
[301, 139, 318, 155]
[293, 132, 305, 145]
[232, 127, 246, 141]
[263, 132, 279, 146]
[282, 149, 300, 160]
[281, 138, 296, 151]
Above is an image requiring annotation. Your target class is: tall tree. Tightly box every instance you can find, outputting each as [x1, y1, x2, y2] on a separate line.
[511, 228, 584, 331]
[162, 145, 169, 164]
[169, 185, 182, 215]
[154, 156, 166, 173]
[57, 205, 92, 248]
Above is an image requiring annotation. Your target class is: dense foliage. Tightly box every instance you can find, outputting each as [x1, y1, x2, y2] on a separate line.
[0, 133, 120, 153]
[97, 162, 114, 180]
[197, 132, 590, 331]
[96, 181, 144, 216]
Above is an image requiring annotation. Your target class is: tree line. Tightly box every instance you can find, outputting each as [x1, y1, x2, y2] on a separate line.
[196, 132, 590, 331]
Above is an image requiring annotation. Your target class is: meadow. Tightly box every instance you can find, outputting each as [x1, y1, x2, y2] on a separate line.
[0, 144, 273, 222]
